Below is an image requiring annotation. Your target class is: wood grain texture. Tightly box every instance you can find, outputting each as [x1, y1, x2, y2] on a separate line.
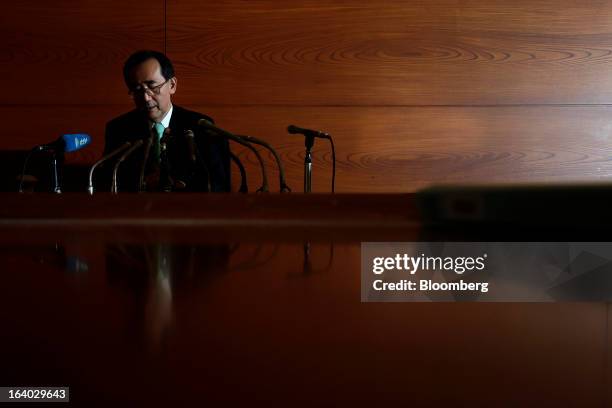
[0, 0, 164, 105]
[185, 105, 612, 192]
[167, 0, 612, 105]
[0, 105, 131, 165]
[3, 1, 612, 192]
[0, 207, 607, 404]
[3, 103, 612, 193]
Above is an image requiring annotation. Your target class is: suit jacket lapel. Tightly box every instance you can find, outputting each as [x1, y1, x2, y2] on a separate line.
[133, 113, 151, 142]
[169, 105, 184, 135]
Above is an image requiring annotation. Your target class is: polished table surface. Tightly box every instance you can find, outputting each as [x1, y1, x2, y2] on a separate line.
[0, 193, 609, 406]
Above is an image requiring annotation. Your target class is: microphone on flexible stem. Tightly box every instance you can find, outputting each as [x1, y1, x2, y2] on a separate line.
[287, 125, 336, 193]
[35, 133, 93, 153]
[229, 151, 248, 193]
[111, 140, 144, 194]
[160, 127, 172, 154]
[237, 134, 291, 193]
[198, 119, 269, 193]
[185, 129, 197, 163]
[288, 125, 317, 193]
[20, 134, 92, 193]
[159, 128, 174, 192]
[138, 137, 153, 192]
[287, 125, 330, 139]
[184, 129, 210, 192]
[87, 141, 132, 194]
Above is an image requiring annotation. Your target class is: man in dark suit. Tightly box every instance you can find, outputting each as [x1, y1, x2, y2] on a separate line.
[102, 50, 231, 192]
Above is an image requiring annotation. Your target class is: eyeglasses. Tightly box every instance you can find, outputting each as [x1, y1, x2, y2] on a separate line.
[128, 78, 171, 97]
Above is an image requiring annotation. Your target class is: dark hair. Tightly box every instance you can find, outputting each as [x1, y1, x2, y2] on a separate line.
[123, 50, 175, 86]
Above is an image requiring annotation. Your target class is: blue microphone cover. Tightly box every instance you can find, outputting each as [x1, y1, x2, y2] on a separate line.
[62, 133, 91, 152]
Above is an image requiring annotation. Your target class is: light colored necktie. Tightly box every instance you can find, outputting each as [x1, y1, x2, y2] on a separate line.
[152, 122, 165, 163]
[154, 122, 165, 139]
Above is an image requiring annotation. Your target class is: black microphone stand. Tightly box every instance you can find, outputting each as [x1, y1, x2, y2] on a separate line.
[237, 134, 291, 193]
[198, 119, 269, 193]
[229, 151, 248, 193]
[51, 152, 62, 193]
[304, 135, 315, 193]
[112, 140, 144, 193]
[287, 125, 335, 193]
[87, 142, 132, 194]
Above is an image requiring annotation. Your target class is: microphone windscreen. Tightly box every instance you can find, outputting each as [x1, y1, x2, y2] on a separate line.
[62, 134, 91, 153]
[198, 118, 213, 127]
[287, 125, 300, 134]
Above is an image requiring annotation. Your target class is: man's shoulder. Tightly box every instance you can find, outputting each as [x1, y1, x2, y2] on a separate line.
[106, 109, 142, 130]
[172, 105, 214, 127]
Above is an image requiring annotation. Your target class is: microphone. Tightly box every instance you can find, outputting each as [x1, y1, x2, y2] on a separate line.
[159, 128, 174, 192]
[236, 134, 291, 193]
[20, 133, 92, 193]
[188, 129, 244, 192]
[287, 125, 330, 139]
[139, 137, 153, 191]
[198, 119, 269, 193]
[160, 127, 172, 153]
[87, 141, 132, 194]
[287, 124, 336, 193]
[112, 140, 144, 193]
[184, 129, 211, 192]
[229, 151, 248, 193]
[185, 129, 197, 163]
[36, 133, 92, 153]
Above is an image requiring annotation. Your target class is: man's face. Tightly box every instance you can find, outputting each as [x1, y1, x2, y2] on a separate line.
[127, 58, 177, 122]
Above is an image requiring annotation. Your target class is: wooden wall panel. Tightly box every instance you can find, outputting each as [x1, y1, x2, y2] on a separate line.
[3, 1, 612, 192]
[0, 0, 164, 178]
[167, 0, 612, 105]
[0, 106, 130, 164]
[6, 104, 610, 193]
[0, 0, 164, 105]
[190, 105, 612, 192]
